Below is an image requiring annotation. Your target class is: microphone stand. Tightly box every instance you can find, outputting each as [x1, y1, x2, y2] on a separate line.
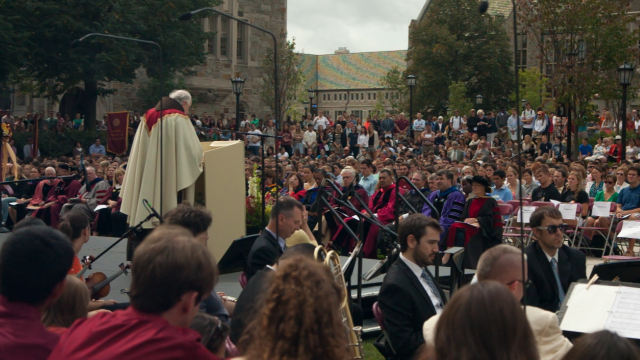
[91, 212, 158, 264]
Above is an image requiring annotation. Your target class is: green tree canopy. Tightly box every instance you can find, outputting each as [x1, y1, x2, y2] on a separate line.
[3, 0, 219, 129]
[509, 67, 551, 112]
[406, 0, 514, 117]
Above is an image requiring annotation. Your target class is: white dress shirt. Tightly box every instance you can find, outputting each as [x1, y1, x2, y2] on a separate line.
[399, 253, 443, 314]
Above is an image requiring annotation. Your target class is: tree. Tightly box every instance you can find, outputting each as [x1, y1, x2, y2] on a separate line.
[406, 0, 514, 117]
[518, 0, 640, 153]
[379, 66, 407, 112]
[448, 82, 473, 117]
[509, 68, 551, 112]
[259, 39, 304, 127]
[7, 0, 220, 130]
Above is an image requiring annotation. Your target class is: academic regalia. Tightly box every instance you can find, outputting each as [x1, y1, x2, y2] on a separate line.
[444, 197, 503, 269]
[327, 184, 369, 251]
[30, 179, 64, 226]
[47, 178, 83, 228]
[422, 187, 466, 246]
[362, 184, 399, 258]
[120, 97, 204, 229]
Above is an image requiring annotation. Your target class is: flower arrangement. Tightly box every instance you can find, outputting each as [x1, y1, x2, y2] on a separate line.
[246, 164, 277, 232]
[1, 123, 11, 140]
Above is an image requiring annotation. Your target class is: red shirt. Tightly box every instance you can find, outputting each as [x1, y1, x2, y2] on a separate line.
[0, 295, 60, 360]
[48, 307, 220, 360]
[395, 118, 409, 133]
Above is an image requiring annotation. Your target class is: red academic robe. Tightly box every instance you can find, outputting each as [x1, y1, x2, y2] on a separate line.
[47, 179, 83, 228]
[362, 184, 399, 258]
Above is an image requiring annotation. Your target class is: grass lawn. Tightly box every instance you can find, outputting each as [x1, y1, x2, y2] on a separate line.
[363, 337, 385, 360]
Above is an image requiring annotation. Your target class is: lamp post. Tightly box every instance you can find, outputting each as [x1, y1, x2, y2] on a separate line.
[308, 88, 316, 119]
[618, 62, 635, 161]
[407, 75, 416, 139]
[231, 77, 245, 134]
[476, 94, 484, 106]
[303, 101, 309, 120]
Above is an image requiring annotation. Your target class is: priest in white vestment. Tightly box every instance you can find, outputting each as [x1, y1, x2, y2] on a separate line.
[120, 90, 203, 229]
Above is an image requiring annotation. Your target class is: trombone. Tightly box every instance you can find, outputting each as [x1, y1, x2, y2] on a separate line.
[315, 246, 364, 359]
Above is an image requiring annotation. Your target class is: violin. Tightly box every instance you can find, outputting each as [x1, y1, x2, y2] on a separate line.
[76, 255, 95, 279]
[85, 263, 131, 300]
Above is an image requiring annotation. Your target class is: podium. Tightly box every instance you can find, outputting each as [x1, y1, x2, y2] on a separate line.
[194, 141, 246, 262]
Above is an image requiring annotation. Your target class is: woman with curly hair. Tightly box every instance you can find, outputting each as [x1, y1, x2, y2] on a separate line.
[238, 256, 350, 360]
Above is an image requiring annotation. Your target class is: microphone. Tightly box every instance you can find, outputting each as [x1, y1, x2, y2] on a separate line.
[479, 0, 489, 13]
[143, 199, 164, 224]
[70, 39, 81, 48]
[178, 12, 193, 21]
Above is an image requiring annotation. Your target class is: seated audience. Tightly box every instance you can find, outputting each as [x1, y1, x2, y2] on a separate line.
[532, 166, 562, 202]
[526, 207, 587, 312]
[420, 281, 538, 360]
[362, 169, 399, 258]
[491, 169, 513, 202]
[237, 256, 350, 360]
[561, 330, 640, 360]
[190, 313, 230, 359]
[422, 170, 466, 247]
[0, 226, 74, 360]
[60, 166, 110, 225]
[48, 226, 221, 360]
[378, 214, 446, 360]
[424, 244, 573, 360]
[245, 196, 303, 279]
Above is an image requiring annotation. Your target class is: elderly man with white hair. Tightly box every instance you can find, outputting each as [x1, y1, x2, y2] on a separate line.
[60, 166, 110, 226]
[120, 89, 204, 232]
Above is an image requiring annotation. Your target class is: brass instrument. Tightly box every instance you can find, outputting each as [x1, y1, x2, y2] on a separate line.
[315, 246, 364, 359]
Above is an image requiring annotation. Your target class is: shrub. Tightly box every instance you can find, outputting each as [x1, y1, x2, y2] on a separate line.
[13, 130, 109, 160]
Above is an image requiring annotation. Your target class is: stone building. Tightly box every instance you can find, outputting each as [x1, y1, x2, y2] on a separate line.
[298, 47, 407, 121]
[7, 0, 287, 121]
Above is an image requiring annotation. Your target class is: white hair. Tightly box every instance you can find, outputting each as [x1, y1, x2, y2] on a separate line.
[341, 167, 356, 177]
[169, 90, 192, 106]
[477, 110, 485, 116]
[45, 166, 56, 174]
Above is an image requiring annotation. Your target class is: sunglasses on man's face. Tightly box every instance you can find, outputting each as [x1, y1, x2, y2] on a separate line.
[535, 224, 569, 234]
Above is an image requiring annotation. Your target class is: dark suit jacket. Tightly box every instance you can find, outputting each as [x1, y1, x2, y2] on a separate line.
[525, 241, 586, 312]
[245, 230, 283, 279]
[229, 268, 274, 344]
[378, 258, 447, 360]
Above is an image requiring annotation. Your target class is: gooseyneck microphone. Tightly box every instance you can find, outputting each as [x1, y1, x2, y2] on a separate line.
[143, 199, 164, 224]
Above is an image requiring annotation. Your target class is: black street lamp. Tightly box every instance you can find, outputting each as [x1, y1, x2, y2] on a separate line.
[619, 62, 635, 161]
[308, 88, 316, 118]
[231, 76, 245, 133]
[407, 75, 416, 139]
[303, 101, 309, 120]
[476, 94, 484, 105]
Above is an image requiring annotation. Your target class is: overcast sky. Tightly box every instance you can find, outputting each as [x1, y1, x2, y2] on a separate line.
[287, 0, 426, 54]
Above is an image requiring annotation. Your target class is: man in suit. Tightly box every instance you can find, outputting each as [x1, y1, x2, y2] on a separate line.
[378, 214, 446, 360]
[423, 244, 573, 360]
[245, 197, 303, 279]
[526, 207, 586, 312]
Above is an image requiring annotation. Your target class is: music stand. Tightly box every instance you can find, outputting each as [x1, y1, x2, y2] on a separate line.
[217, 234, 259, 274]
[590, 260, 640, 283]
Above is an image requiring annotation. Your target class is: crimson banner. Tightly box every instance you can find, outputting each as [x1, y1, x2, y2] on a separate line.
[106, 111, 129, 155]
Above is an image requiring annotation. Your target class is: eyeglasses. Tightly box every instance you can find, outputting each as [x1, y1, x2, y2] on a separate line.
[617, 173, 625, 176]
[535, 224, 569, 234]
[507, 279, 532, 288]
[605, 181, 614, 184]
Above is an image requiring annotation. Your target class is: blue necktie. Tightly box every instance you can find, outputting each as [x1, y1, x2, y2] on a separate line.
[421, 269, 443, 311]
[550, 258, 565, 309]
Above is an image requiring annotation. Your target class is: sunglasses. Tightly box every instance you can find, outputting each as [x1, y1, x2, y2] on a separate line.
[507, 279, 532, 288]
[535, 224, 569, 234]
[605, 181, 614, 184]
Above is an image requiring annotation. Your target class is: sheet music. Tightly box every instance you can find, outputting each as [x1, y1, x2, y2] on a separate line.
[618, 221, 640, 239]
[605, 287, 640, 339]
[591, 202, 611, 217]
[558, 203, 577, 220]
[560, 284, 619, 333]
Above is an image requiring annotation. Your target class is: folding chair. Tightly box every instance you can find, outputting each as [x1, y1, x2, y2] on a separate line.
[611, 220, 640, 256]
[530, 201, 554, 208]
[502, 205, 537, 247]
[554, 203, 582, 246]
[573, 202, 617, 257]
[507, 200, 528, 211]
[498, 203, 513, 231]
[239, 272, 248, 289]
[372, 301, 396, 356]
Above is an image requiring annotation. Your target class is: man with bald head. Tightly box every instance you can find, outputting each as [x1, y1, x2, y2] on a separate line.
[422, 244, 573, 360]
[61, 166, 110, 225]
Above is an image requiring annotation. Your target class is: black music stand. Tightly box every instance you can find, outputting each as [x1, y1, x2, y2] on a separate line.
[218, 234, 260, 274]
[590, 260, 640, 283]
